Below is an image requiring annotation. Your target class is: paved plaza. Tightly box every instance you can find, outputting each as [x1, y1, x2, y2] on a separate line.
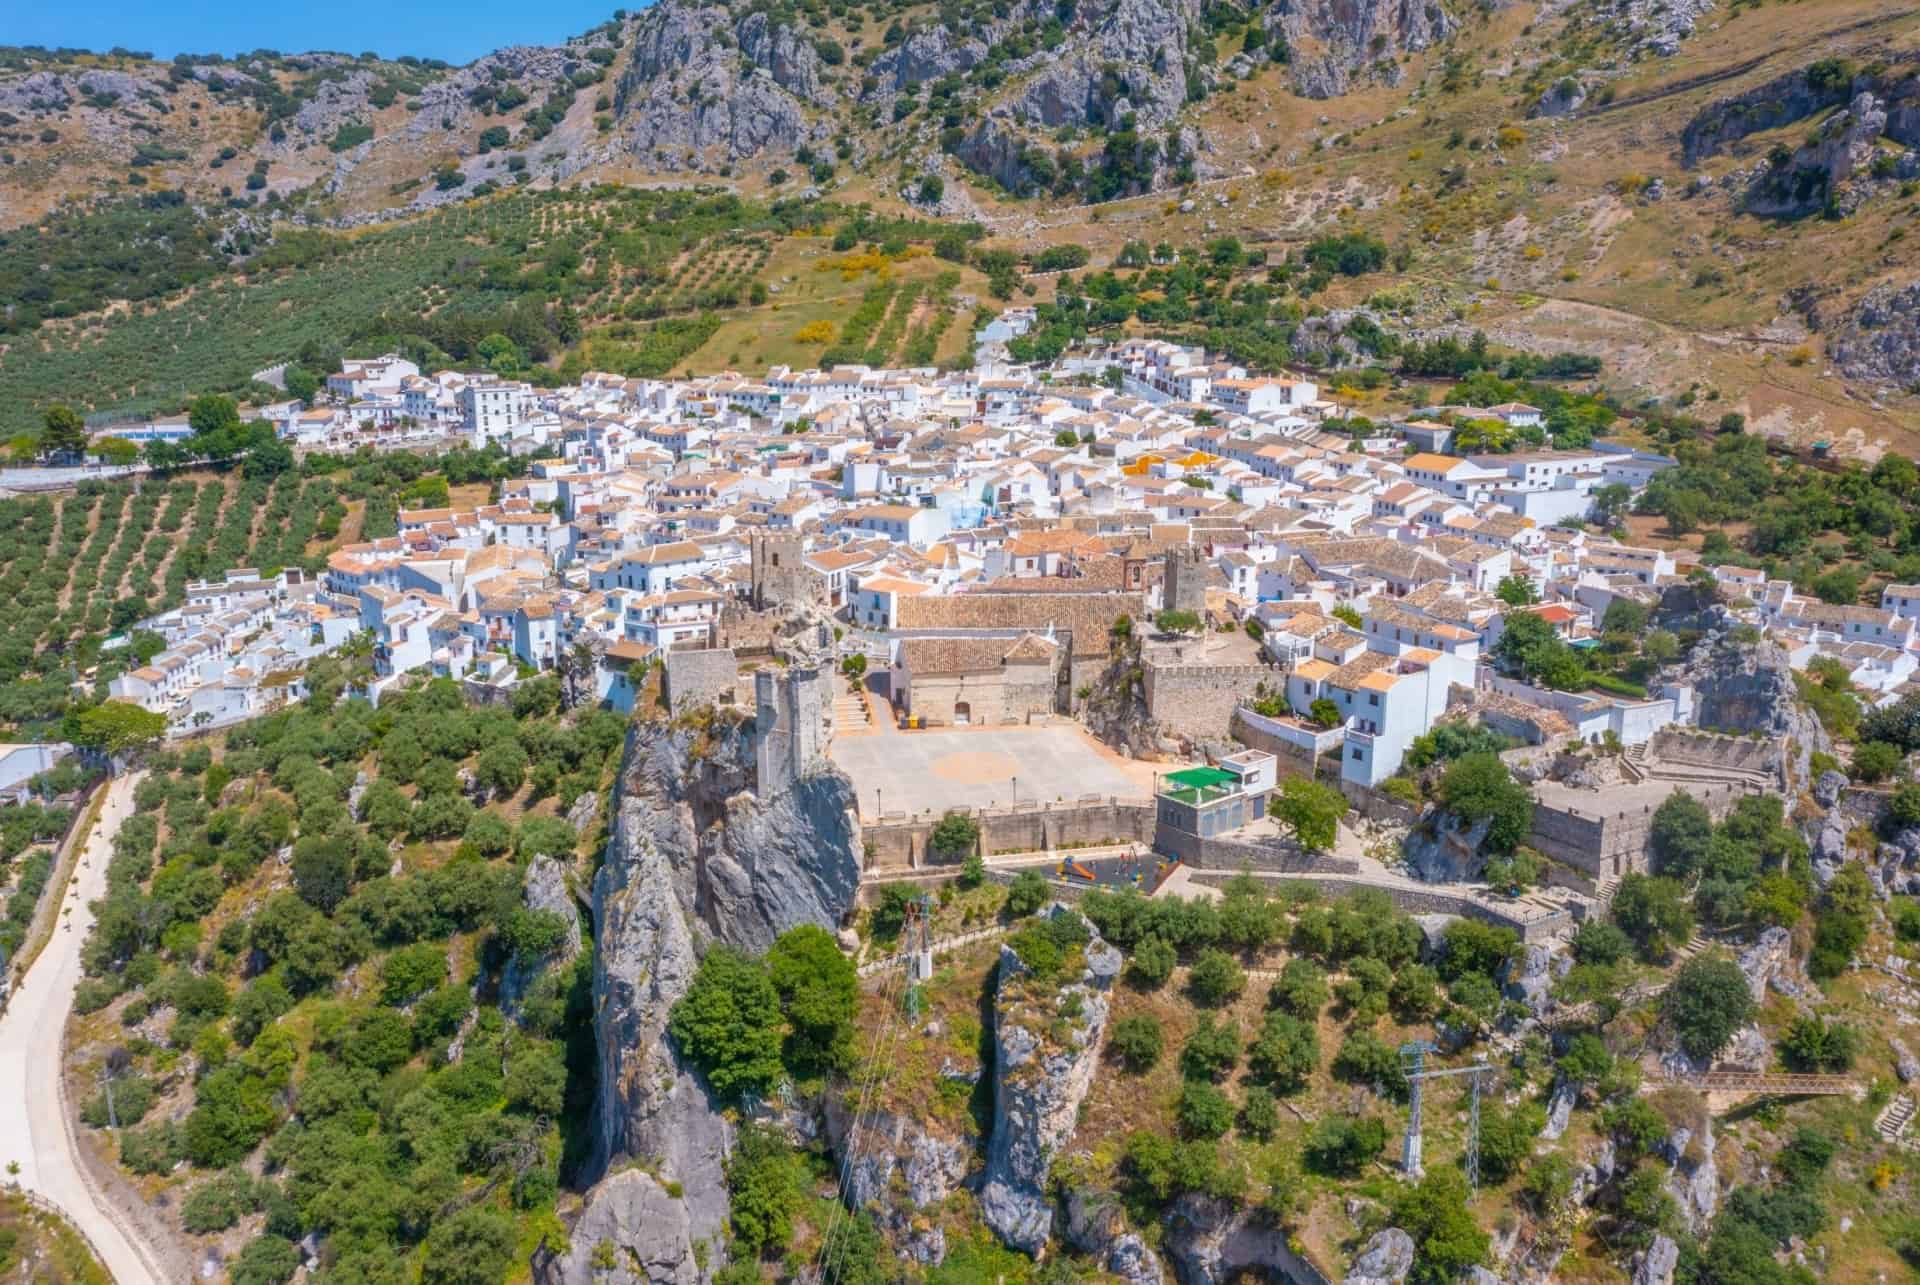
[828, 722, 1169, 819]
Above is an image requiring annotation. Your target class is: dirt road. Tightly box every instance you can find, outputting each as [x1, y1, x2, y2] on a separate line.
[0, 771, 168, 1284]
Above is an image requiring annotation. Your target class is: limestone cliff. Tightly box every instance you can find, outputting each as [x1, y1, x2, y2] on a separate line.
[613, 713, 863, 955]
[1671, 628, 1829, 793]
[570, 711, 863, 1283]
[826, 1104, 973, 1265]
[979, 908, 1123, 1253]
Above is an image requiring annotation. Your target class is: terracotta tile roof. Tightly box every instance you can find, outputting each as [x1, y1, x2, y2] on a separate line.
[896, 590, 1146, 658]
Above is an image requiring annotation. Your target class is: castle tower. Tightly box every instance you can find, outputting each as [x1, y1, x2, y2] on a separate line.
[1162, 547, 1207, 616]
[749, 532, 807, 610]
[754, 665, 828, 794]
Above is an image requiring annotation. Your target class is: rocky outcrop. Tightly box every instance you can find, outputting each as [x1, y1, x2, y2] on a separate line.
[1633, 1234, 1681, 1285]
[1614, 0, 1713, 58]
[1543, 1077, 1578, 1141]
[826, 1106, 971, 1265]
[1082, 634, 1167, 758]
[1662, 1117, 1720, 1236]
[1681, 56, 1920, 166]
[1162, 1194, 1329, 1285]
[1890, 1035, 1920, 1084]
[1744, 91, 1893, 219]
[1530, 74, 1590, 119]
[1063, 1190, 1164, 1285]
[588, 789, 731, 1244]
[613, 3, 828, 169]
[531, 1169, 704, 1285]
[500, 854, 583, 1019]
[1736, 926, 1791, 1003]
[979, 909, 1123, 1253]
[865, 26, 991, 96]
[1828, 281, 1920, 387]
[586, 711, 862, 1257]
[1671, 630, 1829, 791]
[1502, 940, 1572, 1019]
[1274, 0, 1458, 100]
[1346, 1227, 1417, 1285]
[1012, 0, 1201, 129]
[615, 715, 862, 954]
[1403, 811, 1494, 883]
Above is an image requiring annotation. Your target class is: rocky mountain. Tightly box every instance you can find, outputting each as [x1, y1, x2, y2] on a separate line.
[0, 0, 1505, 220]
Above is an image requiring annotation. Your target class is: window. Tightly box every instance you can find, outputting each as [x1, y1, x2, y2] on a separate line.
[1350, 748, 1363, 761]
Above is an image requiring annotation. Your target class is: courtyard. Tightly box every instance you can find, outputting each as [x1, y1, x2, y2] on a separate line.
[828, 721, 1174, 819]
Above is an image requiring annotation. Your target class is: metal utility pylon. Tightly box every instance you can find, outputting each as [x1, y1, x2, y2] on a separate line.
[1398, 1040, 1492, 1188]
[1399, 1040, 1434, 1178]
[903, 894, 935, 1020]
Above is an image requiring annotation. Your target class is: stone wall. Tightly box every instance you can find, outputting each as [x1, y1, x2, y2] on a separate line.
[1155, 827, 1362, 875]
[1528, 779, 1757, 878]
[1145, 663, 1277, 744]
[863, 796, 1156, 868]
[662, 648, 739, 716]
[908, 660, 1057, 727]
[714, 603, 784, 656]
[1650, 728, 1777, 776]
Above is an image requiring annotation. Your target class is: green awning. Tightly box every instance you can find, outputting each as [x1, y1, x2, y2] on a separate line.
[1167, 767, 1236, 789]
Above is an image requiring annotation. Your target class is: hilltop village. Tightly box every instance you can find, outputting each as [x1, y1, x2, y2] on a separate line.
[28, 312, 1920, 1285]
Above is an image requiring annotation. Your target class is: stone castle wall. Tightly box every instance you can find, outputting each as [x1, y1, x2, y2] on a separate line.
[662, 648, 738, 716]
[862, 797, 1156, 868]
[1528, 778, 1758, 878]
[1144, 663, 1275, 743]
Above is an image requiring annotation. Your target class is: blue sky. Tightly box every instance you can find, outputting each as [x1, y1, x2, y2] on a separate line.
[14, 0, 630, 65]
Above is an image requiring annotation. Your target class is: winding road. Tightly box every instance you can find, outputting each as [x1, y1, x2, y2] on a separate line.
[0, 771, 168, 1284]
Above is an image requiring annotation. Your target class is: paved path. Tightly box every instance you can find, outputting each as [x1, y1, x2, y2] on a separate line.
[0, 772, 168, 1284]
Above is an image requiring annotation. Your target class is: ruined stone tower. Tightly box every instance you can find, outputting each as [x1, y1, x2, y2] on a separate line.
[1162, 546, 1207, 616]
[753, 665, 828, 794]
[749, 532, 809, 610]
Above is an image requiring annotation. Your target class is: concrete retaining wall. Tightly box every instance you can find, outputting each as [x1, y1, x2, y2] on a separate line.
[863, 796, 1155, 869]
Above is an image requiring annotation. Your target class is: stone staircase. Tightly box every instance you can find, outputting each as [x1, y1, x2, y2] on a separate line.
[1593, 875, 1622, 915]
[832, 685, 872, 734]
[1622, 744, 1649, 783]
[1877, 1094, 1916, 1144]
[1674, 929, 1712, 963]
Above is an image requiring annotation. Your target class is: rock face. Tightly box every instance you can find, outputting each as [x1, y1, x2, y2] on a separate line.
[1063, 1190, 1164, 1285]
[1634, 1234, 1681, 1285]
[1890, 1035, 1920, 1084]
[1743, 91, 1897, 219]
[1736, 926, 1792, 1004]
[613, 3, 829, 168]
[1162, 1193, 1327, 1285]
[1829, 280, 1920, 387]
[1671, 631, 1829, 791]
[500, 854, 584, 1019]
[1346, 1227, 1417, 1285]
[1275, 0, 1458, 99]
[614, 715, 862, 954]
[531, 1169, 703, 1285]
[1663, 1117, 1720, 1236]
[827, 1106, 971, 1265]
[582, 712, 863, 1271]
[979, 909, 1123, 1253]
[1403, 811, 1494, 883]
